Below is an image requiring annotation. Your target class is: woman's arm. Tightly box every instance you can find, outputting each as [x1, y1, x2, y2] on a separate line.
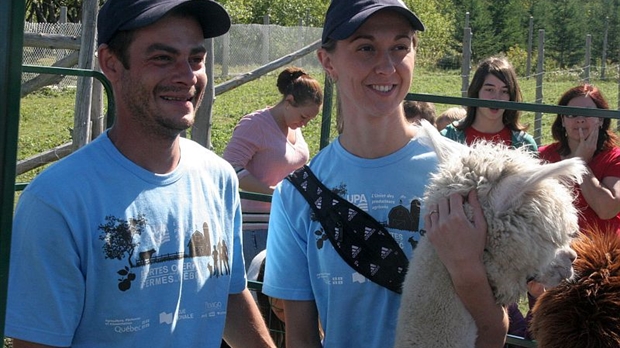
[568, 127, 620, 219]
[12, 340, 63, 348]
[579, 171, 620, 219]
[426, 191, 508, 348]
[223, 289, 276, 348]
[237, 169, 275, 195]
[282, 300, 323, 348]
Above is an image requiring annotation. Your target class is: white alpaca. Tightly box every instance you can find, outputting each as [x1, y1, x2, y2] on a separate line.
[394, 121, 586, 348]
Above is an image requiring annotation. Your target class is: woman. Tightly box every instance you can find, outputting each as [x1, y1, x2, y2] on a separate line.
[262, 1, 508, 347]
[442, 56, 538, 344]
[539, 84, 620, 235]
[442, 56, 537, 152]
[223, 66, 323, 269]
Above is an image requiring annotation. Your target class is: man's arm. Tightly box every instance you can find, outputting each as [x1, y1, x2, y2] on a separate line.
[12, 339, 63, 348]
[282, 300, 323, 348]
[223, 289, 275, 348]
[426, 191, 508, 348]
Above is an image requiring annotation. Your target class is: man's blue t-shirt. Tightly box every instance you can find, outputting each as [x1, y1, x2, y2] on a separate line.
[6, 132, 245, 347]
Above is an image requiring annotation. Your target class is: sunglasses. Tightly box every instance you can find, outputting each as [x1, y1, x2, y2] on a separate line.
[562, 114, 592, 119]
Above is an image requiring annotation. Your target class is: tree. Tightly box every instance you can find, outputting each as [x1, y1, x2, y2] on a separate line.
[584, 0, 620, 70]
[23, 0, 620, 70]
[25, 0, 105, 22]
[467, 0, 497, 61]
[98, 214, 146, 267]
[489, 0, 529, 53]
[220, 0, 328, 26]
[540, 0, 584, 68]
[410, 0, 458, 67]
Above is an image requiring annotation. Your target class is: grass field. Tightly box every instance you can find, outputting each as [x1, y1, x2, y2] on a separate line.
[16, 67, 620, 185]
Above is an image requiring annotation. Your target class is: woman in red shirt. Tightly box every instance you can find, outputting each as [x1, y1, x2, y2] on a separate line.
[539, 84, 620, 235]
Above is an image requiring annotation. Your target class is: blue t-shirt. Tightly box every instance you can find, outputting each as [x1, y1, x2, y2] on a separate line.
[6, 132, 246, 347]
[263, 136, 437, 348]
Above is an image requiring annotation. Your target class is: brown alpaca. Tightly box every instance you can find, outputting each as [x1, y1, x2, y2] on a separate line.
[530, 230, 620, 348]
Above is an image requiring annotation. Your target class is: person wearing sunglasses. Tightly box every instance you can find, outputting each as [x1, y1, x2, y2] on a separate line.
[539, 84, 620, 235]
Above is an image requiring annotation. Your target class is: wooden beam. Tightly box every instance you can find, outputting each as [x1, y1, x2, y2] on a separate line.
[23, 32, 81, 50]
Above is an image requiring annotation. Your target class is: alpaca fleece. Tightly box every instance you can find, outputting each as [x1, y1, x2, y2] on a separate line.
[394, 121, 586, 348]
[530, 231, 620, 348]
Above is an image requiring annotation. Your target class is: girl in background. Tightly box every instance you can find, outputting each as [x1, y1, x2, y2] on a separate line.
[223, 66, 323, 269]
[442, 56, 537, 152]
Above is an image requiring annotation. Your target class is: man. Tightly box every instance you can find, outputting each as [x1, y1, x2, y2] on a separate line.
[5, 1, 275, 347]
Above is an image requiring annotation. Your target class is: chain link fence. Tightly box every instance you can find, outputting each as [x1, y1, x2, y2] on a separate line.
[22, 22, 82, 88]
[22, 22, 323, 89]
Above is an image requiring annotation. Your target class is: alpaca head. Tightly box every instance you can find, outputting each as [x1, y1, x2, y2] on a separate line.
[530, 230, 620, 348]
[417, 121, 586, 305]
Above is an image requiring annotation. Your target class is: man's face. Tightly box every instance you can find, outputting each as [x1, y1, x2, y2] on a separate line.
[116, 14, 207, 139]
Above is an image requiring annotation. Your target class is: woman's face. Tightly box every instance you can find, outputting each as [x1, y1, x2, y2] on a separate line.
[562, 95, 603, 141]
[318, 10, 416, 120]
[285, 101, 321, 130]
[475, 74, 510, 123]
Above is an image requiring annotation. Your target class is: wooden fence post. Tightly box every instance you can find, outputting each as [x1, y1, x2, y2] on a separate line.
[602, 17, 608, 80]
[617, 53, 620, 132]
[584, 34, 591, 84]
[56, 6, 67, 62]
[73, 0, 97, 150]
[193, 38, 215, 148]
[534, 29, 545, 145]
[222, 31, 229, 78]
[526, 16, 533, 79]
[461, 12, 471, 98]
[262, 14, 270, 65]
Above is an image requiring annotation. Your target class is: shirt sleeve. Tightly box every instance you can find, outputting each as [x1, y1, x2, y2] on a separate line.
[5, 191, 84, 346]
[229, 188, 248, 293]
[262, 181, 315, 300]
[599, 147, 620, 178]
[222, 115, 263, 177]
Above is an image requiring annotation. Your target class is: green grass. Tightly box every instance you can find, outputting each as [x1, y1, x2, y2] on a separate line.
[18, 67, 620, 180]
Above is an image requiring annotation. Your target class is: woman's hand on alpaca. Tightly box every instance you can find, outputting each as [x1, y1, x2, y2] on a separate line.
[425, 190, 488, 277]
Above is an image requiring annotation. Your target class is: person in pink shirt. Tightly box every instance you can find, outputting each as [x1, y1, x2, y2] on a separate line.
[539, 84, 620, 235]
[223, 66, 323, 270]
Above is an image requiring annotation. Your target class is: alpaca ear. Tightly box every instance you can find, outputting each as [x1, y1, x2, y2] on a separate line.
[491, 157, 587, 213]
[416, 120, 469, 165]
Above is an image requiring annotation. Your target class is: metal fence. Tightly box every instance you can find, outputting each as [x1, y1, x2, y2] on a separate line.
[22, 21, 82, 87]
[21, 21, 323, 89]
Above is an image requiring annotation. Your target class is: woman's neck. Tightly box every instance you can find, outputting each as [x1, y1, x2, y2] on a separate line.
[472, 115, 505, 133]
[339, 115, 414, 159]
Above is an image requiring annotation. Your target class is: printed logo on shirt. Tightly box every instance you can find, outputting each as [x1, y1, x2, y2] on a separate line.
[98, 216, 230, 292]
[325, 184, 427, 251]
[202, 301, 226, 318]
[159, 308, 195, 325]
[316, 273, 344, 286]
[105, 317, 150, 333]
[345, 193, 368, 211]
[352, 272, 366, 284]
[159, 312, 173, 324]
